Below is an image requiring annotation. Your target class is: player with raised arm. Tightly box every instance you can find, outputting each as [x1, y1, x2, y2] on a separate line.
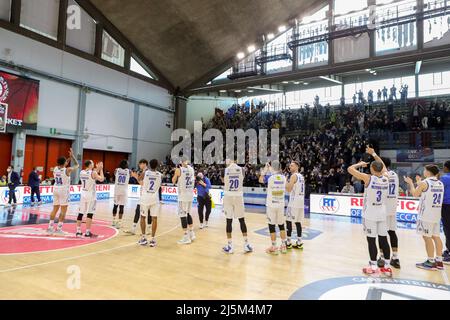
[285, 161, 305, 250]
[259, 160, 288, 255]
[112, 160, 130, 229]
[76, 160, 105, 238]
[348, 147, 392, 277]
[133, 159, 162, 247]
[404, 165, 445, 271]
[221, 160, 253, 254]
[172, 159, 196, 245]
[47, 148, 79, 234]
[366, 149, 401, 269]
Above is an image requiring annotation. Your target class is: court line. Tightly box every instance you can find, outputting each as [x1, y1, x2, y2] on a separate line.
[0, 224, 180, 274]
[441, 270, 450, 285]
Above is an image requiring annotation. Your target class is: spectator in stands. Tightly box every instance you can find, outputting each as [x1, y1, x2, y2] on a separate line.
[382, 86, 388, 101]
[391, 84, 397, 101]
[377, 89, 382, 102]
[0, 175, 6, 187]
[28, 167, 42, 205]
[6, 165, 20, 207]
[195, 172, 212, 229]
[352, 176, 363, 193]
[441, 160, 450, 264]
[341, 180, 355, 194]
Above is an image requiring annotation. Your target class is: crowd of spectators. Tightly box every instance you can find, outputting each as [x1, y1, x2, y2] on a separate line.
[159, 94, 450, 195]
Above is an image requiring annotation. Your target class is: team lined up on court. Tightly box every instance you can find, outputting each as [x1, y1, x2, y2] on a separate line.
[47, 147, 448, 277]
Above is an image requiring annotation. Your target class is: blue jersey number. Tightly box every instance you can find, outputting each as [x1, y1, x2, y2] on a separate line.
[229, 179, 239, 191]
[376, 191, 382, 202]
[389, 184, 396, 195]
[433, 193, 442, 205]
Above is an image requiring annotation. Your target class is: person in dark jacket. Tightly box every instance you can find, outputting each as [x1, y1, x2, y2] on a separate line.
[195, 172, 212, 229]
[6, 165, 20, 207]
[28, 167, 42, 205]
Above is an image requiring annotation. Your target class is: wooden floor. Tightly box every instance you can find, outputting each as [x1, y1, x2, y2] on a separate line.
[0, 200, 449, 300]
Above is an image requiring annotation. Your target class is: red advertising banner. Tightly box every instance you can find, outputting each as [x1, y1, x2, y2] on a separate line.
[0, 70, 39, 130]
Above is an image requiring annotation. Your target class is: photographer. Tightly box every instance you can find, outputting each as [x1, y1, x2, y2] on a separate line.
[196, 172, 212, 229]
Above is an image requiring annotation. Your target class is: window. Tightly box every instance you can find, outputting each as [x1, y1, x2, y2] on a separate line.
[130, 56, 154, 79]
[423, 0, 450, 47]
[344, 75, 416, 102]
[266, 29, 293, 73]
[301, 5, 329, 24]
[375, 0, 417, 54]
[297, 20, 328, 68]
[419, 71, 450, 96]
[66, 0, 96, 54]
[0, 0, 11, 21]
[286, 86, 341, 107]
[334, 0, 367, 16]
[212, 68, 232, 82]
[20, 0, 60, 40]
[101, 30, 125, 67]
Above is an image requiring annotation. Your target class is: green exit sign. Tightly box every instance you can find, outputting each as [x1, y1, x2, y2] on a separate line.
[50, 128, 57, 135]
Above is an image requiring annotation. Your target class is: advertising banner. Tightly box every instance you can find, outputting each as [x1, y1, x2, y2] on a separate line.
[0, 70, 39, 130]
[310, 194, 420, 223]
[397, 148, 434, 163]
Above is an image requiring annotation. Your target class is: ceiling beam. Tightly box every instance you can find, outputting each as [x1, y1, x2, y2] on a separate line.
[187, 44, 450, 95]
[79, 0, 175, 92]
[182, 0, 327, 94]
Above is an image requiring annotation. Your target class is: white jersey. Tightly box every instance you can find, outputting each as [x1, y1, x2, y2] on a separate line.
[223, 164, 244, 197]
[363, 175, 389, 221]
[141, 170, 162, 205]
[386, 170, 399, 216]
[53, 167, 70, 189]
[419, 177, 444, 223]
[266, 174, 286, 208]
[80, 169, 96, 200]
[288, 173, 305, 209]
[178, 165, 195, 202]
[114, 168, 130, 195]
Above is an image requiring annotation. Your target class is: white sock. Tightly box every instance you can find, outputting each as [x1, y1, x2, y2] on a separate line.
[243, 237, 248, 243]
[76, 226, 81, 233]
[370, 261, 377, 270]
[428, 257, 435, 262]
[57, 222, 63, 229]
[392, 252, 398, 259]
[48, 221, 54, 227]
[436, 256, 443, 262]
[86, 229, 90, 234]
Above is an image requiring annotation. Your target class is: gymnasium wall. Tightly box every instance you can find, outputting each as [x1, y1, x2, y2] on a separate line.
[0, 27, 174, 165]
[185, 96, 237, 132]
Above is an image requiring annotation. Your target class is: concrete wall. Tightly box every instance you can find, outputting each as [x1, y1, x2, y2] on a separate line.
[0, 27, 174, 172]
[185, 96, 237, 132]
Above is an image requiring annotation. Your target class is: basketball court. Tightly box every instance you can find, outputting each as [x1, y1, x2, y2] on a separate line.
[1, 201, 449, 300]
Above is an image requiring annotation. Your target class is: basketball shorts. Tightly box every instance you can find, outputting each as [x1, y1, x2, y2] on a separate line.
[386, 215, 397, 231]
[141, 202, 160, 218]
[79, 198, 96, 215]
[114, 192, 128, 206]
[223, 196, 245, 219]
[267, 206, 286, 225]
[178, 201, 192, 218]
[286, 207, 304, 223]
[416, 220, 440, 237]
[362, 218, 387, 238]
[53, 188, 70, 206]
